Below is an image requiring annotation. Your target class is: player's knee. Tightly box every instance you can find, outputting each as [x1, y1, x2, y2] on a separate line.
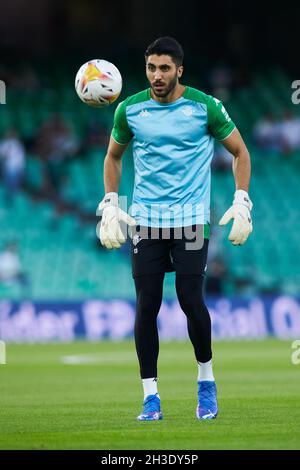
[177, 289, 205, 317]
[178, 297, 202, 317]
[137, 287, 162, 317]
[176, 275, 205, 316]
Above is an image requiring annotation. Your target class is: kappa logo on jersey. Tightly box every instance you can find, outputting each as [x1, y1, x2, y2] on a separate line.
[181, 105, 194, 117]
[139, 109, 150, 117]
[213, 98, 231, 122]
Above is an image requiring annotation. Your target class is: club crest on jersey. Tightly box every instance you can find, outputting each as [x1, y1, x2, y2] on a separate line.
[181, 105, 194, 117]
[133, 234, 142, 246]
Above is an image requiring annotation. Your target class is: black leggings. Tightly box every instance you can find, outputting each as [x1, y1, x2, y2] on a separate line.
[134, 273, 212, 379]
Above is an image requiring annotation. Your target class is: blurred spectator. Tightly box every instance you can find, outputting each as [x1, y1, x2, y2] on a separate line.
[85, 120, 110, 148]
[253, 113, 279, 152]
[210, 63, 233, 101]
[0, 242, 29, 290]
[35, 114, 79, 209]
[232, 64, 252, 89]
[206, 230, 222, 264]
[5, 62, 40, 91]
[212, 143, 232, 172]
[254, 110, 300, 155]
[205, 256, 228, 294]
[0, 128, 26, 204]
[277, 110, 300, 154]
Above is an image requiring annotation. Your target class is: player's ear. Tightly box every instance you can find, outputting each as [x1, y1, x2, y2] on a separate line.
[177, 66, 183, 78]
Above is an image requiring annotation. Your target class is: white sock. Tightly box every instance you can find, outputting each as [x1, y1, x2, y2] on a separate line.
[142, 378, 159, 399]
[197, 359, 214, 382]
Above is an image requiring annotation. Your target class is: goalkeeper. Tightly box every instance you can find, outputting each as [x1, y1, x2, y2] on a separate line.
[97, 37, 252, 421]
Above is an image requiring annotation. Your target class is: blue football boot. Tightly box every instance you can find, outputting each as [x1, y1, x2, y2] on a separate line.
[196, 380, 218, 420]
[137, 394, 163, 421]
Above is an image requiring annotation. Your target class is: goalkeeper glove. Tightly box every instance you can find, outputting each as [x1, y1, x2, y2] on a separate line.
[219, 189, 253, 245]
[96, 192, 136, 249]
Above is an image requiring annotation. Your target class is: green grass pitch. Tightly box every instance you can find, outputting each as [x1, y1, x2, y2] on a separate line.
[0, 339, 299, 450]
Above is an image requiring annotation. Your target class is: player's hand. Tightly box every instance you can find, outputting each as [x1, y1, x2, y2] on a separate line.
[219, 190, 253, 245]
[96, 192, 136, 249]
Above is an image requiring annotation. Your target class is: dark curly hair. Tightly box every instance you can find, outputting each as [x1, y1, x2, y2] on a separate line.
[145, 37, 184, 67]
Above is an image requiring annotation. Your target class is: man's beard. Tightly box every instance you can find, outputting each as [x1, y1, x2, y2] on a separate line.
[151, 74, 178, 98]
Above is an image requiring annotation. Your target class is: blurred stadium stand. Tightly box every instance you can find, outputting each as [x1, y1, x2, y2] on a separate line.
[0, 67, 300, 300]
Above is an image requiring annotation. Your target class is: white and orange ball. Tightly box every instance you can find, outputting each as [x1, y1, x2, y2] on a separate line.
[75, 59, 122, 107]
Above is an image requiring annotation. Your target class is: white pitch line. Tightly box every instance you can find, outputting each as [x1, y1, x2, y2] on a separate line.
[0, 340, 6, 364]
[61, 349, 194, 365]
[61, 351, 136, 365]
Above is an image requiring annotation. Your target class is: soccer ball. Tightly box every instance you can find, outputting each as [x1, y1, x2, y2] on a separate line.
[75, 59, 122, 108]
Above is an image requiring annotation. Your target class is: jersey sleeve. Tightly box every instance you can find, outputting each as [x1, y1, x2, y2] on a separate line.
[207, 96, 236, 141]
[111, 100, 133, 145]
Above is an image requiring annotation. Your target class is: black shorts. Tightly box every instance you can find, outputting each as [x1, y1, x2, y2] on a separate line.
[131, 225, 209, 278]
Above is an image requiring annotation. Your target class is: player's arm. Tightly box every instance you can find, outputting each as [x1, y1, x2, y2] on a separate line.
[221, 127, 251, 193]
[97, 101, 136, 249]
[208, 96, 253, 245]
[103, 135, 129, 193]
[218, 129, 253, 245]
